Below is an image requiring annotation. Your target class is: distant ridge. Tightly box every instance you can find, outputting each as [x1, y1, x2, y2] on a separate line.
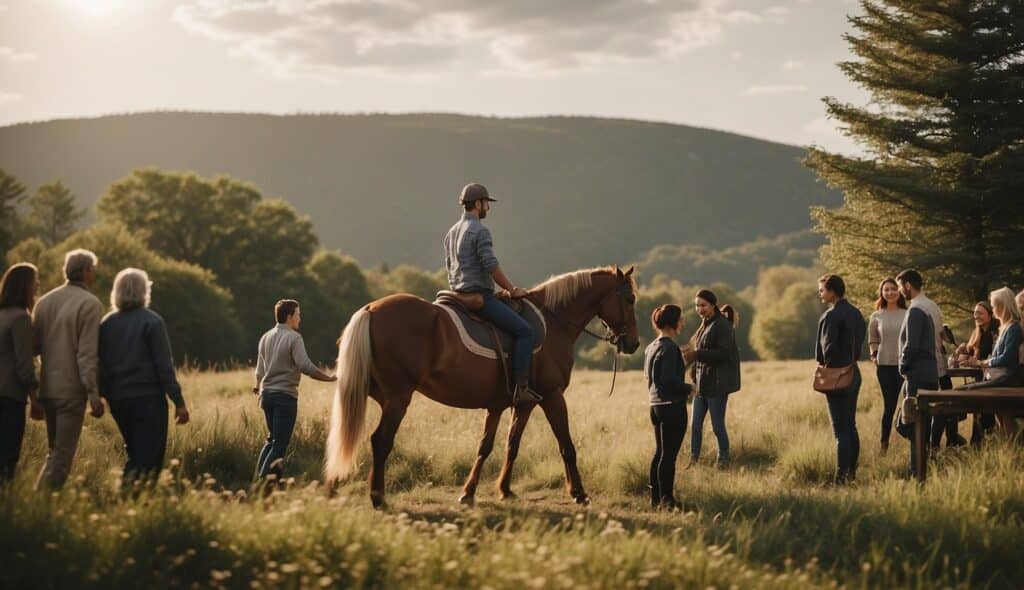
[0, 112, 839, 282]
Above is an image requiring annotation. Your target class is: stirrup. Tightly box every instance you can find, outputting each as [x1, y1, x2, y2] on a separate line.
[512, 384, 542, 405]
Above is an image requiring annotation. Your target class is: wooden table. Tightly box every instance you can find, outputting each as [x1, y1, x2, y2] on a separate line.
[914, 387, 1024, 481]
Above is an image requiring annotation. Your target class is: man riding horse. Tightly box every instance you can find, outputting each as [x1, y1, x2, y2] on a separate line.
[443, 183, 542, 406]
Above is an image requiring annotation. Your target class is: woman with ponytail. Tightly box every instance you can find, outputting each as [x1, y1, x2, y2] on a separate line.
[683, 289, 741, 467]
[643, 304, 691, 510]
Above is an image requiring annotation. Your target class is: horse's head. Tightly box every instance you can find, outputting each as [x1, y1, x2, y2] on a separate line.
[597, 266, 640, 355]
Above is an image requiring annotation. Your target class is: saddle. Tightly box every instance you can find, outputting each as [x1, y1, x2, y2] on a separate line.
[433, 291, 546, 361]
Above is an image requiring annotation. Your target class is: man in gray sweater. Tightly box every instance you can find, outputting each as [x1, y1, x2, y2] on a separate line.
[32, 249, 105, 490]
[253, 299, 336, 481]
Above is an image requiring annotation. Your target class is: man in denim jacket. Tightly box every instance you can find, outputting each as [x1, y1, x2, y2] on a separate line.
[443, 183, 540, 406]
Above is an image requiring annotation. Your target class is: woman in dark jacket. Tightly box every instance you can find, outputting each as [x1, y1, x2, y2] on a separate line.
[99, 268, 190, 487]
[0, 263, 41, 483]
[643, 304, 691, 510]
[683, 290, 741, 467]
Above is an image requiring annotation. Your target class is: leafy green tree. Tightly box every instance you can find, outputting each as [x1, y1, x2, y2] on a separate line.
[302, 250, 373, 361]
[0, 169, 27, 258]
[806, 1, 1024, 312]
[27, 180, 84, 245]
[97, 170, 320, 356]
[750, 283, 828, 361]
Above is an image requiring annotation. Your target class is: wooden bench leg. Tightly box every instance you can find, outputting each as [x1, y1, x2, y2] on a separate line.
[915, 401, 929, 482]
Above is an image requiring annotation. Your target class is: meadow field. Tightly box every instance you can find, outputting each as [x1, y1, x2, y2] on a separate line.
[1, 361, 1022, 589]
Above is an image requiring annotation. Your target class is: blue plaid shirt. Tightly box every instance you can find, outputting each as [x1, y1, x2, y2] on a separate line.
[443, 214, 499, 293]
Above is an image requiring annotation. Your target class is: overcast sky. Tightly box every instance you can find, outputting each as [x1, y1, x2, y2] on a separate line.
[0, 0, 867, 152]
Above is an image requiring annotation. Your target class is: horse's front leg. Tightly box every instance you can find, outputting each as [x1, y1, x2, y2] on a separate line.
[496, 404, 535, 500]
[540, 392, 589, 505]
[459, 408, 503, 506]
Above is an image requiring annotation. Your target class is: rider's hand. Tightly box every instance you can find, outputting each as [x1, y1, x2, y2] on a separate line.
[510, 286, 528, 299]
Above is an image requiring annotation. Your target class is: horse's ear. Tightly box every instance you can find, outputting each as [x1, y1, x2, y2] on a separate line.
[615, 266, 623, 278]
[624, 266, 634, 278]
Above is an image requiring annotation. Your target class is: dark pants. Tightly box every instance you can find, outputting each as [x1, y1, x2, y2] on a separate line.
[478, 292, 534, 379]
[109, 395, 169, 484]
[257, 391, 297, 479]
[876, 365, 902, 445]
[826, 368, 861, 483]
[930, 375, 964, 448]
[650, 402, 687, 505]
[691, 395, 729, 462]
[906, 378, 939, 476]
[0, 397, 26, 483]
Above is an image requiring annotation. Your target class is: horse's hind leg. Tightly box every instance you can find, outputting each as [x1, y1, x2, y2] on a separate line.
[541, 393, 589, 505]
[459, 408, 503, 506]
[368, 391, 412, 509]
[496, 404, 535, 500]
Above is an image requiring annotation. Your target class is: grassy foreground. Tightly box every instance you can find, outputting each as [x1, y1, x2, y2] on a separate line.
[1, 361, 1022, 589]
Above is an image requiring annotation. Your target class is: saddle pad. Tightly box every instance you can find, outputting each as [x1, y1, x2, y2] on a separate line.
[434, 298, 546, 360]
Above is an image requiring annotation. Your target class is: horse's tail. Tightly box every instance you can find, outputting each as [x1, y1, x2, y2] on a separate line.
[325, 308, 372, 484]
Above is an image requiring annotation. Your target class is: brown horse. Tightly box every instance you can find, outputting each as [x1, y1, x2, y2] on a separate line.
[324, 266, 640, 508]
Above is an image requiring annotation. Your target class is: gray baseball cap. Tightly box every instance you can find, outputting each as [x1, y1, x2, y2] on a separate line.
[459, 183, 497, 204]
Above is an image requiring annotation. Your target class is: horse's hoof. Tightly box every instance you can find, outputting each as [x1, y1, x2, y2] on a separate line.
[458, 494, 475, 507]
[370, 494, 387, 510]
[499, 491, 517, 501]
[574, 495, 591, 506]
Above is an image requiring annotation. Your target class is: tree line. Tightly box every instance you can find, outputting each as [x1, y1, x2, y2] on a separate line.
[2, 167, 829, 366]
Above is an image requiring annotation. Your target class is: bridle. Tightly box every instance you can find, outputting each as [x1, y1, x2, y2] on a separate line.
[541, 280, 636, 397]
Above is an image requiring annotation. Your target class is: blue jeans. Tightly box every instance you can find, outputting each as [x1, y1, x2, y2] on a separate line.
[826, 368, 861, 482]
[478, 292, 534, 377]
[0, 398, 26, 483]
[257, 391, 297, 479]
[108, 395, 169, 483]
[650, 402, 687, 505]
[691, 395, 729, 462]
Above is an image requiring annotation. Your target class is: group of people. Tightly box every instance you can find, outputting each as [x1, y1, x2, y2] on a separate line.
[0, 249, 336, 489]
[817, 270, 1023, 484]
[2, 183, 1021, 503]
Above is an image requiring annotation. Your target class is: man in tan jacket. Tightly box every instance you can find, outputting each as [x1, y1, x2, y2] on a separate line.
[33, 249, 105, 489]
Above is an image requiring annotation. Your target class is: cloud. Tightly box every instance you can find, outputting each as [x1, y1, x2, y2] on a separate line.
[0, 46, 36, 63]
[0, 91, 22, 105]
[781, 59, 804, 72]
[743, 83, 807, 96]
[172, 0, 773, 77]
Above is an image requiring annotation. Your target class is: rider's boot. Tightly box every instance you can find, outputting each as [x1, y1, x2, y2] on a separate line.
[511, 372, 542, 405]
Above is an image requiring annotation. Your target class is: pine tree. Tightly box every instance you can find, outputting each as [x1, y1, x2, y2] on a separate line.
[28, 180, 84, 246]
[0, 169, 27, 258]
[806, 0, 1024, 313]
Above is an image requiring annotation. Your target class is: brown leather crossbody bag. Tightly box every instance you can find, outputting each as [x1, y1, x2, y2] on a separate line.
[813, 321, 856, 395]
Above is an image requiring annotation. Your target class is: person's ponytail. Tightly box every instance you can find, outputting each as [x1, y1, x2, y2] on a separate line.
[720, 304, 739, 327]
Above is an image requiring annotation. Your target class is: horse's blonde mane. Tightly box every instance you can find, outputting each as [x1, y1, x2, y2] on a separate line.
[532, 267, 631, 309]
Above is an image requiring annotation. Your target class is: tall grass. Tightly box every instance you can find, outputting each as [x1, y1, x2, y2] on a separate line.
[1, 361, 1022, 589]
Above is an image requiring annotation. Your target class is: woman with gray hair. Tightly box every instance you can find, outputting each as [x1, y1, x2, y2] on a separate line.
[99, 268, 190, 487]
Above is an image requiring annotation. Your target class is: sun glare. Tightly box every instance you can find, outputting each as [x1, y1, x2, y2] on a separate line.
[70, 0, 120, 17]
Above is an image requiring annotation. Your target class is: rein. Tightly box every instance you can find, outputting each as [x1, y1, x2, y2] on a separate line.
[535, 282, 633, 397]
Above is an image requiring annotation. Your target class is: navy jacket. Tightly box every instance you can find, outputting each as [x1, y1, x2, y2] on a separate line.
[816, 299, 866, 368]
[98, 307, 184, 407]
[644, 337, 691, 405]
